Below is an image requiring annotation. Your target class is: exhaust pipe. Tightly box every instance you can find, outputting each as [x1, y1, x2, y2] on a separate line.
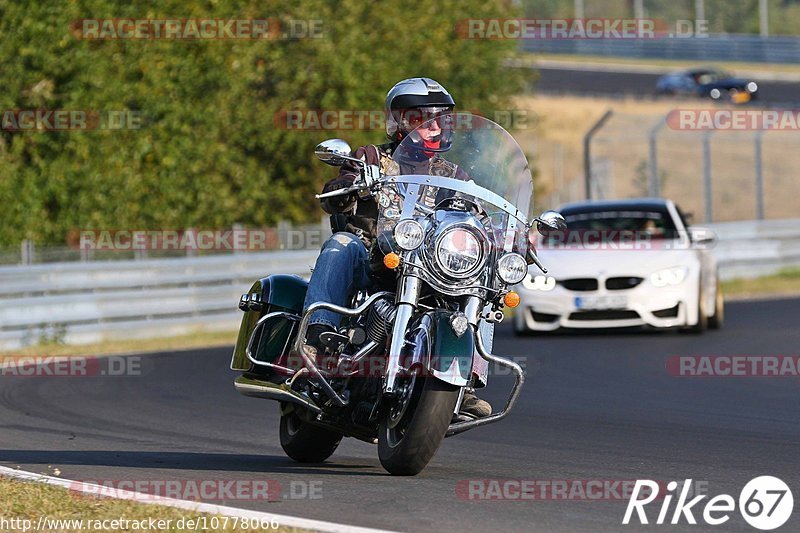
[234, 376, 321, 414]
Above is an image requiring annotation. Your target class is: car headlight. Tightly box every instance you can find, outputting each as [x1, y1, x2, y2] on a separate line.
[435, 227, 484, 276]
[497, 253, 527, 285]
[522, 275, 556, 291]
[394, 219, 424, 251]
[651, 266, 688, 287]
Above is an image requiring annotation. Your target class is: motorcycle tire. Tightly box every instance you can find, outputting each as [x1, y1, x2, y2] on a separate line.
[279, 408, 342, 463]
[378, 375, 459, 476]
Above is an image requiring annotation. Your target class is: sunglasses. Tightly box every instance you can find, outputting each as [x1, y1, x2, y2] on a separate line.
[402, 107, 452, 129]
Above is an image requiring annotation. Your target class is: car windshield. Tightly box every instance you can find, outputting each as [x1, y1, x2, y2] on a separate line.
[693, 70, 729, 84]
[545, 207, 679, 245]
[375, 112, 534, 255]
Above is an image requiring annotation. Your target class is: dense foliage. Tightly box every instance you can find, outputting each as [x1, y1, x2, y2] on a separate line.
[0, 0, 528, 245]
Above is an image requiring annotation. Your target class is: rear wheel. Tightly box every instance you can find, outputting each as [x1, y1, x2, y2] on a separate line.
[378, 372, 459, 476]
[279, 407, 342, 463]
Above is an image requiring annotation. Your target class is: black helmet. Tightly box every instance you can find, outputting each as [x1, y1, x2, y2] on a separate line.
[385, 77, 455, 142]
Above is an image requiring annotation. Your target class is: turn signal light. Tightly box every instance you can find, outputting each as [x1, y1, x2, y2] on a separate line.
[383, 252, 401, 269]
[504, 291, 521, 308]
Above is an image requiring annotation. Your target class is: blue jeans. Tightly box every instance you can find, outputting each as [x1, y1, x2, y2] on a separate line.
[303, 232, 371, 328]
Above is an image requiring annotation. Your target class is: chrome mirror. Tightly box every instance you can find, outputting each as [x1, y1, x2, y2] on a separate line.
[315, 139, 353, 166]
[535, 210, 567, 236]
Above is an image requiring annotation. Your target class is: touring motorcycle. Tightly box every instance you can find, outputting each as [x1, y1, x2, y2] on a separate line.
[230, 113, 565, 475]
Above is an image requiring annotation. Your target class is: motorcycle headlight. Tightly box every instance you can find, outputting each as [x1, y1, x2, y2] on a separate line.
[497, 253, 527, 285]
[394, 219, 425, 251]
[651, 266, 688, 287]
[435, 227, 484, 276]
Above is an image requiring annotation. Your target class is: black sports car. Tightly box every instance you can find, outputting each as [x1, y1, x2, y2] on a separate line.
[656, 68, 758, 104]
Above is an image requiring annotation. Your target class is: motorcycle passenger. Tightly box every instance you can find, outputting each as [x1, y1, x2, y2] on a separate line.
[302, 77, 491, 420]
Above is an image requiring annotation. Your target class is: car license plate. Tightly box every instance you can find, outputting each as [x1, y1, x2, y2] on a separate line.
[574, 295, 628, 310]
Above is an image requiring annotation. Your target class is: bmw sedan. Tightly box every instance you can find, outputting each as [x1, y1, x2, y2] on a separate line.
[514, 198, 723, 334]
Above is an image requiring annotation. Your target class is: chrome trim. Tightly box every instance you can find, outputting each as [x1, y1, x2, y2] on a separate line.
[384, 175, 530, 227]
[293, 291, 394, 407]
[445, 325, 525, 438]
[384, 276, 421, 394]
[464, 296, 484, 326]
[234, 376, 321, 414]
[245, 311, 301, 369]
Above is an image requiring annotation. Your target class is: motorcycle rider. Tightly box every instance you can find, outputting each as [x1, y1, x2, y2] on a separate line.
[302, 77, 491, 419]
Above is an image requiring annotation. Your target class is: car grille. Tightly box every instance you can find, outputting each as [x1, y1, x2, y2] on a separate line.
[559, 278, 598, 291]
[568, 310, 640, 321]
[605, 277, 644, 290]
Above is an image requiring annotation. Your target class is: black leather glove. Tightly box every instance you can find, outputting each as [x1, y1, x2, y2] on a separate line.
[320, 176, 357, 213]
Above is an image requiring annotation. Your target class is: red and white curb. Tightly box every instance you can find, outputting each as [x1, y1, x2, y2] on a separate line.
[0, 465, 396, 533]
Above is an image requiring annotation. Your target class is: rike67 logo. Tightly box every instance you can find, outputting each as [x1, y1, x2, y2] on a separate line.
[623, 477, 793, 530]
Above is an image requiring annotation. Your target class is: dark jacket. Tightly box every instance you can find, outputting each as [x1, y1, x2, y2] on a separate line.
[319, 142, 469, 248]
[319, 143, 396, 248]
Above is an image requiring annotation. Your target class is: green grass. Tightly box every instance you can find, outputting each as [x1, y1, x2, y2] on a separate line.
[722, 267, 800, 298]
[1, 329, 236, 359]
[0, 476, 305, 532]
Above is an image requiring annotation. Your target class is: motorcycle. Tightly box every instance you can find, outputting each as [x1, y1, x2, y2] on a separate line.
[230, 113, 565, 475]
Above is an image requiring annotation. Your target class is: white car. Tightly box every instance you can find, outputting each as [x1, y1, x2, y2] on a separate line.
[514, 198, 724, 334]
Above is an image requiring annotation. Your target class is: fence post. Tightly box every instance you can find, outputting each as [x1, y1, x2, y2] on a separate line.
[583, 109, 613, 200]
[754, 131, 765, 220]
[702, 131, 713, 223]
[648, 117, 666, 197]
[21, 240, 34, 265]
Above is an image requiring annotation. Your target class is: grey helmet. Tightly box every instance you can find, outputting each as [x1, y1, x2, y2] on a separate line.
[385, 77, 455, 141]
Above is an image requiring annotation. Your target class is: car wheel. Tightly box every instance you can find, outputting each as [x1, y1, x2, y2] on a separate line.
[709, 88, 722, 100]
[708, 281, 724, 330]
[682, 283, 707, 334]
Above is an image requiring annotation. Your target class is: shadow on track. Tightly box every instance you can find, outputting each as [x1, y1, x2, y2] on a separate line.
[0, 450, 384, 476]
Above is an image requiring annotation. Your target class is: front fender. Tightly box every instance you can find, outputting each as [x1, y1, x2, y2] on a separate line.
[402, 310, 474, 387]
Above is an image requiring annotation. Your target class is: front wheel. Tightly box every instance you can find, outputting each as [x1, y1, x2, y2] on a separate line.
[708, 281, 724, 329]
[279, 407, 342, 463]
[378, 373, 459, 476]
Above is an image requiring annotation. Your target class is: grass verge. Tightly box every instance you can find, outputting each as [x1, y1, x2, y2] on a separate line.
[721, 268, 800, 299]
[0, 329, 236, 359]
[0, 475, 303, 532]
[530, 52, 800, 77]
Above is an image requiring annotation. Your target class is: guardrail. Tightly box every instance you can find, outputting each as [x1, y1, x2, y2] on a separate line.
[1, 219, 798, 350]
[0, 250, 318, 350]
[521, 34, 800, 64]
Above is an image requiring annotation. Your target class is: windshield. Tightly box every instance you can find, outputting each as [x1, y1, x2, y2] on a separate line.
[376, 113, 534, 255]
[546, 207, 680, 245]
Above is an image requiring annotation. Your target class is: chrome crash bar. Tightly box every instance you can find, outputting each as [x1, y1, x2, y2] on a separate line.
[445, 326, 525, 437]
[290, 291, 394, 407]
